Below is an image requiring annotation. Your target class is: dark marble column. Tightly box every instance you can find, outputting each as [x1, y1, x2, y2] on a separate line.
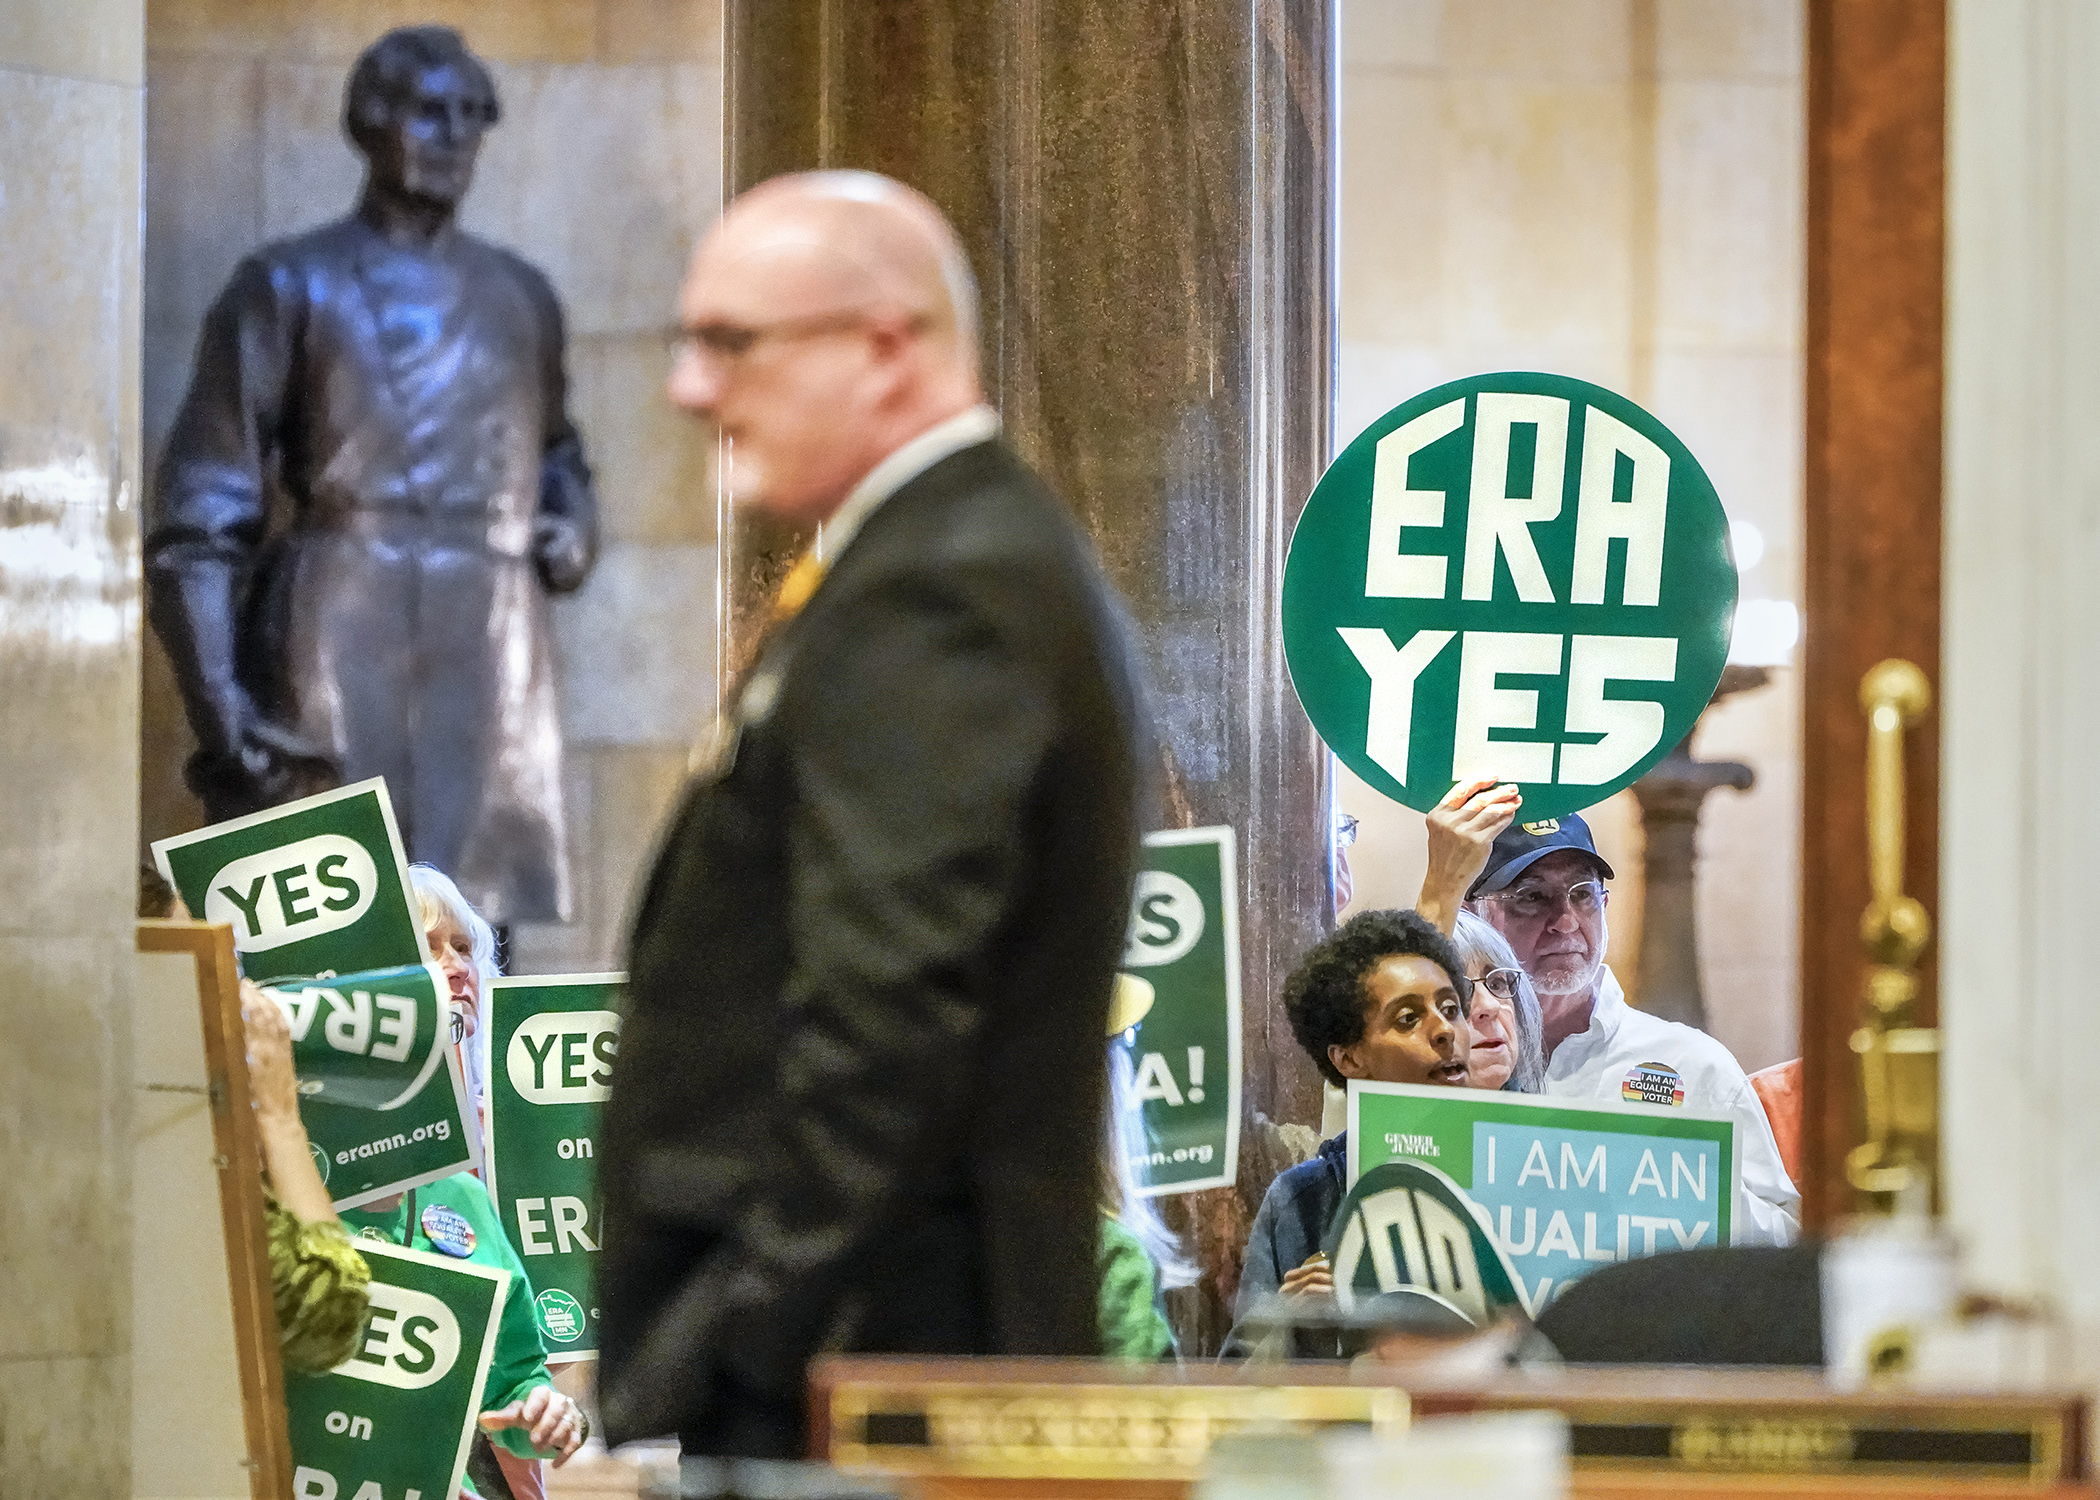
[725, 0, 1337, 1342]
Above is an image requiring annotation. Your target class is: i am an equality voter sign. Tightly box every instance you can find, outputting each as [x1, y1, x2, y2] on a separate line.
[1283, 373, 1737, 820]
[1348, 1081, 1738, 1311]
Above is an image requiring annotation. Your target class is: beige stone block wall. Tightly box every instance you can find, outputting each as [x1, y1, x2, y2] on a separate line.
[1336, 0, 1803, 1070]
[0, 0, 144, 1492]
[140, 0, 725, 976]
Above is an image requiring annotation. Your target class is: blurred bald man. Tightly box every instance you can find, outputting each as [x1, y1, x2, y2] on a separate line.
[597, 172, 1147, 1454]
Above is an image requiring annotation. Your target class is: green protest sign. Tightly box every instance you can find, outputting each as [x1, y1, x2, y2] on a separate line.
[1282, 373, 1737, 821]
[262, 965, 479, 1209]
[485, 973, 622, 1358]
[265, 964, 451, 1110]
[152, 778, 425, 981]
[284, 1240, 506, 1500]
[1322, 1160, 1531, 1324]
[1349, 1081, 1737, 1310]
[1115, 828, 1239, 1196]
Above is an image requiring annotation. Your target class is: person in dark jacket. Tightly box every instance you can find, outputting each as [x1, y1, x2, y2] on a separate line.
[1234, 910, 1476, 1331]
[596, 171, 1146, 1457]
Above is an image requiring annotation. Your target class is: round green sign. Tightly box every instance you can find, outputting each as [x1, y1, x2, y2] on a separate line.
[534, 1287, 587, 1344]
[1283, 372, 1736, 821]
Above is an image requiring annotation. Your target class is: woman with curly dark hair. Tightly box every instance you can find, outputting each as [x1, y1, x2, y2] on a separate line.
[1233, 909, 1476, 1324]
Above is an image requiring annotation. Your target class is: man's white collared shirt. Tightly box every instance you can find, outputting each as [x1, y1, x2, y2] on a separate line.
[1543, 965, 1801, 1246]
[817, 404, 1001, 563]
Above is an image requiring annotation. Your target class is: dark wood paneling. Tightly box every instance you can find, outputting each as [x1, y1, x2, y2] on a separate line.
[1800, 2, 1945, 1230]
[723, 1, 1338, 1348]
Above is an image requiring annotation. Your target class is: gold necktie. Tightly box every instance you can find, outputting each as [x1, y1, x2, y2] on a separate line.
[771, 551, 827, 623]
[691, 551, 829, 778]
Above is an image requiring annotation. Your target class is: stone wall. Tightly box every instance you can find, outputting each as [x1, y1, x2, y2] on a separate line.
[139, 0, 724, 975]
[0, 1, 143, 1491]
[1333, 0, 1804, 1071]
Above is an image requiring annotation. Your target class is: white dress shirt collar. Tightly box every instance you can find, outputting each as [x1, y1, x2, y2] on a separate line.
[816, 404, 1001, 563]
[1544, 964, 1626, 1077]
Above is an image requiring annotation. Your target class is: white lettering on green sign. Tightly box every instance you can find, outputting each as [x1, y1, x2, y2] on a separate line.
[334, 1281, 459, 1392]
[1283, 373, 1736, 820]
[1121, 871, 1204, 969]
[514, 1196, 598, 1256]
[203, 835, 377, 950]
[270, 985, 419, 1064]
[294, 1471, 424, 1500]
[505, 1011, 619, 1105]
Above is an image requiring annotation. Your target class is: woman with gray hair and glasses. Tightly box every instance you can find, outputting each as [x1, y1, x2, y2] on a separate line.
[411, 863, 499, 1160]
[1451, 910, 1545, 1093]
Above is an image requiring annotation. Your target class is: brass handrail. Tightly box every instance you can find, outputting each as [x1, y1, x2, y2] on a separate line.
[1845, 659, 1938, 1214]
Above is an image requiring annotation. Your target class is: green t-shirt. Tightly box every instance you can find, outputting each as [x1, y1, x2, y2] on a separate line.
[341, 1172, 553, 1461]
[1098, 1213, 1176, 1362]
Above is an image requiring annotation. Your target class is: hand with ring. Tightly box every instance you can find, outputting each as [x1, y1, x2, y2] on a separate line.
[479, 1383, 589, 1464]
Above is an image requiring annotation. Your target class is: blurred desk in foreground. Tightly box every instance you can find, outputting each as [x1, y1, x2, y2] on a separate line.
[809, 1357, 2092, 1498]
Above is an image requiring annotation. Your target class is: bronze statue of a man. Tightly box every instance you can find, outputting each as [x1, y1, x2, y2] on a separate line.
[147, 25, 596, 925]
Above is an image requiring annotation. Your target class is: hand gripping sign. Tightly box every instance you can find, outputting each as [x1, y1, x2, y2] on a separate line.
[152, 778, 427, 980]
[1347, 1081, 1738, 1312]
[261, 965, 480, 1208]
[1282, 373, 1738, 821]
[1114, 829, 1241, 1196]
[486, 974, 622, 1358]
[283, 1240, 506, 1500]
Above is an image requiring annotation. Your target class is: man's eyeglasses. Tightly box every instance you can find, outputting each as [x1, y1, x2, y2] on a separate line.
[667, 308, 930, 365]
[1472, 966, 1523, 1001]
[1479, 879, 1608, 922]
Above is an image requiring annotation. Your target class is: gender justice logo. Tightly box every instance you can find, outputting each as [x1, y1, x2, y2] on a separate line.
[1282, 372, 1737, 821]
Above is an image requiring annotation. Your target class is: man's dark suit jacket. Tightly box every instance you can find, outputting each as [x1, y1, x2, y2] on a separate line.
[597, 437, 1146, 1456]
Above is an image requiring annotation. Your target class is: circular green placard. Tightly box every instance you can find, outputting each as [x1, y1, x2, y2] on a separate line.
[535, 1287, 587, 1344]
[1283, 372, 1736, 822]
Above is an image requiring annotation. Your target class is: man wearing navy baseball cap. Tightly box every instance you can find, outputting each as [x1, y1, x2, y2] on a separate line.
[1416, 779, 1799, 1245]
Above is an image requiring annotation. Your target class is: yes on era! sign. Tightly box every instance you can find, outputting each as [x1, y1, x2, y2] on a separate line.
[155, 779, 478, 1208]
[1282, 373, 1737, 821]
[152, 778, 426, 979]
[284, 1240, 505, 1500]
[1349, 1081, 1738, 1311]
[262, 965, 480, 1209]
[486, 973, 623, 1359]
[1116, 828, 1241, 1196]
